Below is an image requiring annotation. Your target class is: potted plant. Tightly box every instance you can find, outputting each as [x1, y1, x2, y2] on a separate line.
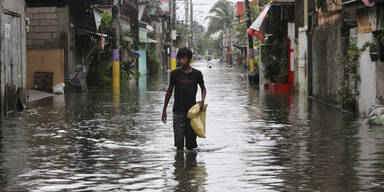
[368, 41, 379, 62]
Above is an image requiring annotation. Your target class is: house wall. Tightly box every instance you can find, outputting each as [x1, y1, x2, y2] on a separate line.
[312, 23, 344, 104]
[376, 3, 384, 100]
[376, 59, 384, 101]
[26, 6, 70, 76]
[356, 7, 379, 116]
[295, 0, 305, 28]
[1, 0, 27, 114]
[27, 7, 59, 48]
[298, 27, 307, 94]
[317, 0, 342, 26]
[27, 49, 65, 89]
[358, 33, 376, 116]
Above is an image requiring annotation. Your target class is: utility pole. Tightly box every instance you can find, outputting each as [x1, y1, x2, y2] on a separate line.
[168, 0, 171, 70]
[170, 0, 177, 71]
[184, 0, 189, 47]
[112, 0, 120, 94]
[190, 0, 193, 50]
[245, 0, 254, 73]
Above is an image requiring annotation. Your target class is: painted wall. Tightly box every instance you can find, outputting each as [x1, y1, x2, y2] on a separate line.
[27, 49, 65, 89]
[358, 33, 376, 116]
[139, 28, 148, 75]
[139, 47, 147, 76]
[298, 27, 307, 94]
[26, 6, 70, 77]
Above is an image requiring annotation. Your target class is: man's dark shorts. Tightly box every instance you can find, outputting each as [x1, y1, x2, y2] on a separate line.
[173, 112, 197, 149]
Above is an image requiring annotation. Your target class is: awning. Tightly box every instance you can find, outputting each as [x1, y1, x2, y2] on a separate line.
[247, 2, 272, 42]
[77, 28, 107, 37]
[139, 37, 157, 43]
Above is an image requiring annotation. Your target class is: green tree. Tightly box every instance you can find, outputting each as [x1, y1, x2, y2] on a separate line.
[206, 0, 234, 36]
[210, 33, 224, 56]
[337, 39, 368, 112]
[87, 13, 114, 87]
[147, 48, 161, 75]
[191, 21, 212, 55]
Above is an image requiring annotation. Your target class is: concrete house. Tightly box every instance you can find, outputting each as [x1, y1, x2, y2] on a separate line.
[0, 0, 27, 116]
[295, 0, 384, 115]
[343, 0, 384, 115]
[25, 0, 139, 90]
[25, 0, 109, 91]
[256, 0, 295, 92]
[294, 0, 315, 95]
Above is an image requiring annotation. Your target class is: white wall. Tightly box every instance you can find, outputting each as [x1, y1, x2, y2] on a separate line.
[298, 27, 307, 95]
[358, 32, 376, 116]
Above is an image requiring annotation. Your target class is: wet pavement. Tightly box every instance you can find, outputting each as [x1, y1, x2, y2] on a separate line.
[1, 60, 384, 191]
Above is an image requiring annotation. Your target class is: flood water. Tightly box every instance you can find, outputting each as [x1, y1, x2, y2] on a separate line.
[1, 60, 384, 191]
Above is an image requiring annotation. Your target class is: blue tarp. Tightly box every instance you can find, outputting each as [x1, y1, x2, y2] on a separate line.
[132, 50, 142, 57]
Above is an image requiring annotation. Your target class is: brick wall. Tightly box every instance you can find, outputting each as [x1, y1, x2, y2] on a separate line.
[26, 7, 60, 49]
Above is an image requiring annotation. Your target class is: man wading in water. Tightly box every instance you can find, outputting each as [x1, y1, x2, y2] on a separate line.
[162, 47, 207, 151]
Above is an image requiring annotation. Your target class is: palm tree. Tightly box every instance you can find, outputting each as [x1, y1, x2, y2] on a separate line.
[206, 0, 234, 36]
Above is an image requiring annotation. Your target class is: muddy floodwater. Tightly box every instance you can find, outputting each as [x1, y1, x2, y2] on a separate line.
[1, 60, 384, 191]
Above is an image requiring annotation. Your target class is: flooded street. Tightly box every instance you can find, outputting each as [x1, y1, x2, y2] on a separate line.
[1, 60, 384, 191]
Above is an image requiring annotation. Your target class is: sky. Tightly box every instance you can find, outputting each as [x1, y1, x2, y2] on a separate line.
[175, 0, 239, 30]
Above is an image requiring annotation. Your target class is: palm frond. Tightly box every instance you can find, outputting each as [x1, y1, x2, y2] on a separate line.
[206, 0, 234, 36]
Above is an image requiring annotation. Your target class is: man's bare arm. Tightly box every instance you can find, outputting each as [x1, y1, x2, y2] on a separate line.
[162, 85, 174, 123]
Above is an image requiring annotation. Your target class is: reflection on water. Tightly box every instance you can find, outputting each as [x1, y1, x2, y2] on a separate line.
[0, 60, 384, 191]
[173, 151, 207, 192]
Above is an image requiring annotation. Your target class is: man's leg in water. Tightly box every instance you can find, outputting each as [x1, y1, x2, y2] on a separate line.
[173, 112, 186, 150]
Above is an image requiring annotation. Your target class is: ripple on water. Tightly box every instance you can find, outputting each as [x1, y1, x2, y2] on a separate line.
[1, 60, 384, 191]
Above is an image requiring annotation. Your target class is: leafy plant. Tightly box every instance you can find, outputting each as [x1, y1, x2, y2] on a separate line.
[87, 13, 113, 87]
[337, 39, 368, 112]
[130, 68, 141, 80]
[367, 41, 379, 53]
[234, 22, 247, 44]
[381, 33, 384, 47]
[88, 12, 141, 86]
[147, 48, 161, 75]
